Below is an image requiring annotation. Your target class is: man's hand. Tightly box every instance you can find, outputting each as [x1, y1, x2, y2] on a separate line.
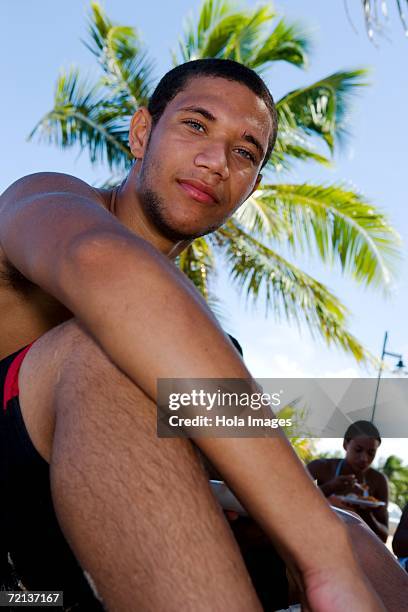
[303, 566, 385, 612]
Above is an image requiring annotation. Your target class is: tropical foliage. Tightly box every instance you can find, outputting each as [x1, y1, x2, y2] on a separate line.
[356, 0, 408, 39]
[380, 454, 408, 508]
[30, 0, 400, 360]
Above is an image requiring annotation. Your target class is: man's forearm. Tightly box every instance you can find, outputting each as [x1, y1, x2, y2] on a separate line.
[55, 233, 360, 576]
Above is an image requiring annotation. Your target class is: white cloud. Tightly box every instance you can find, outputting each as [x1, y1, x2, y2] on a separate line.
[246, 350, 361, 380]
[321, 367, 361, 378]
[246, 352, 313, 378]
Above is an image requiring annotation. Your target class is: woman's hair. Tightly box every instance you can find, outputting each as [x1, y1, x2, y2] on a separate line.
[344, 420, 381, 444]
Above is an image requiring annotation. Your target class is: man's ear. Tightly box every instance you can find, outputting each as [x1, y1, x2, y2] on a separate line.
[129, 107, 152, 159]
[249, 173, 262, 197]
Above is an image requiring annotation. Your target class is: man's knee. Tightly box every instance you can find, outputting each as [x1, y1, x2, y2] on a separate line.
[23, 318, 125, 396]
[18, 318, 132, 462]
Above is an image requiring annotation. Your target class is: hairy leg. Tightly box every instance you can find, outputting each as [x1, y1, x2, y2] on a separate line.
[18, 321, 261, 612]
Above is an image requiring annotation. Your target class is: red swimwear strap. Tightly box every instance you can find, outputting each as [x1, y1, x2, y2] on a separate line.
[3, 344, 33, 412]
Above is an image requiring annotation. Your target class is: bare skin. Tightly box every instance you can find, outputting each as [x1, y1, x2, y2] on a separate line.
[0, 76, 385, 610]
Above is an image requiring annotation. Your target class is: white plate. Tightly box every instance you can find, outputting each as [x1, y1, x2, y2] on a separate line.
[337, 495, 385, 508]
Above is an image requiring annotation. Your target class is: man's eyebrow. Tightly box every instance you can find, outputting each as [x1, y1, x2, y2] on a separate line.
[179, 106, 266, 160]
[243, 133, 265, 160]
[178, 106, 216, 121]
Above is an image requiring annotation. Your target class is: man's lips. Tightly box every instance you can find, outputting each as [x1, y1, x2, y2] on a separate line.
[177, 179, 219, 204]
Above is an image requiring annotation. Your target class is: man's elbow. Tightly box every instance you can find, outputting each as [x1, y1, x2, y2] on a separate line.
[57, 229, 165, 301]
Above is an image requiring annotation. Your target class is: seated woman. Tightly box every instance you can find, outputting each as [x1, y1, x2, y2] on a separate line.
[307, 421, 388, 542]
[393, 503, 408, 571]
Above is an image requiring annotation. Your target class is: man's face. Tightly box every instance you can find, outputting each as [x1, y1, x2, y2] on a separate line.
[135, 76, 273, 241]
[344, 436, 380, 474]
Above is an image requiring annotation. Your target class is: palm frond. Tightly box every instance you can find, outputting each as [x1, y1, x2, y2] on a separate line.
[84, 1, 112, 56]
[83, 2, 155, 107]
[216, 221, 367, 361]
[200, 13, 250, 57]
[177, 237, 224, 317]
[29, 68, 132, 170]
[176, 0, 237, 61]
[248, 18, 310, 70]
[196, 0, 234, 40]
[177, 237, 215, 300]
[275, 70, 368, 154]
[222, 6, 275, 63]
[236, 183, 400, 287]
[195, 0, 235, 58]
[233, 189, 291, 242]
[174, 0, 310, 69]
[358, 0, 408, 39]
[270, 128, 332, 171]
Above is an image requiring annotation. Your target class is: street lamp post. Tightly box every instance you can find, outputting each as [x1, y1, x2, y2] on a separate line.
[371, 331, 406, 423]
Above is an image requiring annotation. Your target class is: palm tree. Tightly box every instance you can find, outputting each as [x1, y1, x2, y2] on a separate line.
[380, 455, 408, 508]
[355, 0, 408, 39]
[30, 0, 400, 361]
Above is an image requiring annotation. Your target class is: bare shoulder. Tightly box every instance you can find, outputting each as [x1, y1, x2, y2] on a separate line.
[0, 172, 108, 286]
[0, 172, 105, 210]
[307, 458, 334, 479]
[368, 468, 388, 494]
[368, 467, 387, 485]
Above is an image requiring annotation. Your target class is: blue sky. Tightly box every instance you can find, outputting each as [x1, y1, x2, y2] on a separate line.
[1, 1, 407, 462]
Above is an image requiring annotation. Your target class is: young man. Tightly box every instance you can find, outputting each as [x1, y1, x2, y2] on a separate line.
[307, 421, 388, 542]
[0, 59, 384, 611]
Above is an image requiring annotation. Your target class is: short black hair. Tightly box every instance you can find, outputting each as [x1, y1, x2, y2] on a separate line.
[147, 59, 278, 169]
[344, 420, 381, 444]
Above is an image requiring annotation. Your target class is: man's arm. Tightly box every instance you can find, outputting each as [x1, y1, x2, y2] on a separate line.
[0, 173, 383, 608]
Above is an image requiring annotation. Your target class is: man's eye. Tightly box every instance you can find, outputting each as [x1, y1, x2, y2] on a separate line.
[236, 148, 256, 163]
[183, 119, 205, 132]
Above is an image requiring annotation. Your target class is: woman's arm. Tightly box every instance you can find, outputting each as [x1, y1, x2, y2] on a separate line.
[357, 473, 389, 543]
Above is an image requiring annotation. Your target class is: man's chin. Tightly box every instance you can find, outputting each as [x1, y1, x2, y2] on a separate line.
[158, 223, 218, 242]
[140, 187, 221, 241]
[153, 213, 221, 242]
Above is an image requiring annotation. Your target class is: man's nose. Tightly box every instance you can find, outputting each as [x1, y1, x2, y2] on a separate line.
[194, 143, 230, 180]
